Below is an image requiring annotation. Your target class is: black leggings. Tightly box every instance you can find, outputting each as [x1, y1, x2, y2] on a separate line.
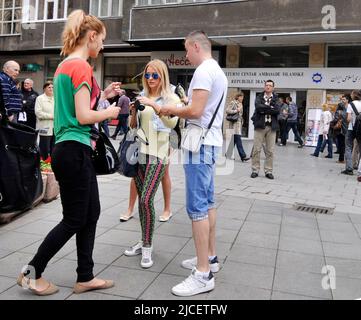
[28, 141, 100, 282]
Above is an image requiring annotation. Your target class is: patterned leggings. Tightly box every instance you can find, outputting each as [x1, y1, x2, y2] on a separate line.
[134, 155, 166, 247]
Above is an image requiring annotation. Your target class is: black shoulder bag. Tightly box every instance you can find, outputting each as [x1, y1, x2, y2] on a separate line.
[0, 83, 43, 214]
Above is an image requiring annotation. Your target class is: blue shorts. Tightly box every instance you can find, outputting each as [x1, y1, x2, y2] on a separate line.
[183, 145, 218, 221]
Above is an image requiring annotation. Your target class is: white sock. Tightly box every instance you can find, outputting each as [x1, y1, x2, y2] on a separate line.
[195, 268, 211, 278]
[208, 255, 216, 261]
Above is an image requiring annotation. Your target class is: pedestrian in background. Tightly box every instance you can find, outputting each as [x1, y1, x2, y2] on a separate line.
[19, 78, 38, 129]
[111, 89, 130, 139]
[0, 60, 22, 122]
[311, 103, 333, 158]
[277, 96, 288, 146]
[285, 96, 304, 148]
[251, 80, 280, 179]
[225, 91, 249, 162]
[343, 90, 361, 175]
[35, 81, 55, 160]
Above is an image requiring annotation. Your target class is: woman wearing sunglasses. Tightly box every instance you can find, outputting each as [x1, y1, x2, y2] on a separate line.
[124, 59, 180, 268]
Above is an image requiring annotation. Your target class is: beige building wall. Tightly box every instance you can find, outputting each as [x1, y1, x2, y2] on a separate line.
[307, 44, 326, 110]
[224, 46, 241, 136]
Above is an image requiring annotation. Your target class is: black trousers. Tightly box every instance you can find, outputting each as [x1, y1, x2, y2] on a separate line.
[39, 135, 55, 160]
[113, 114, 129, 136]
[336, 133, 346, 162]
[226, 134, 247, 159]
[28, 141, 100, 282]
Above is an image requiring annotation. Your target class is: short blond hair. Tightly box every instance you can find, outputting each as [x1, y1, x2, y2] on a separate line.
[185, 30, 211, 52]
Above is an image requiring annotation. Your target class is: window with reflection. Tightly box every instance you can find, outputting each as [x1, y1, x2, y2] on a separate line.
[240, 47, 309, 68]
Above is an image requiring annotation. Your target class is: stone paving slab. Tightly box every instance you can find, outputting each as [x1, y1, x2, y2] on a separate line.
[280, 224, 321, 241]
[219, 261, 274, 290]
[234, 231, 279, 250]
[276, 251, 326, 274]
[278, 236, 324, 256]
[273, 269, 332, 300]
[93, 266, 159, 299]
[206, 281, 271, 300]
[112, 249, 177, 273]
[67, 291, 132, 300]
[271, 291, 327, 300]
[64, 243, 127, 265]
[325, 257, 361, 280]
[228, 244, 277, 267]
[1, 139, 361, 300]
[0, 284, 74, 300]
[0, 232, 43, 252]
[0, 276, 17, 294]
[332, 277, 361, 300]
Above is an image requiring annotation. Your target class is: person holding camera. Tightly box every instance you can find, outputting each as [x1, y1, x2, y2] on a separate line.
[123, 59, 179, 269]
[251, 80, 280, 179]
[225, 91, 249, 162]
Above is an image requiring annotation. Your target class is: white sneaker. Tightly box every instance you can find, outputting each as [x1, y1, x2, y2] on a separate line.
[171, 268, 215, 297]
[141, 246, 153, 268]
[124, 241, 142, 256]
[181, 256, 220, 273]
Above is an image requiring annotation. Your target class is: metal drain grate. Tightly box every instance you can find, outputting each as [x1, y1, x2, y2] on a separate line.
[293, 203, 334, 215]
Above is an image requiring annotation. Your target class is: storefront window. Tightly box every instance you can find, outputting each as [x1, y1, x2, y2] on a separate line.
[45, 57, 61, 80]
[328, 46, 361, 67]
[240, 47, 309, 68]
[103, 56, 150, 99]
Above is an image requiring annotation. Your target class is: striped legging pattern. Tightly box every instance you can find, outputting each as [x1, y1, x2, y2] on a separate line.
[134, 157, 166, 246]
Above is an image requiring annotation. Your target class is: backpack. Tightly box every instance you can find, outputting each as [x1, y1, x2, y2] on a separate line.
[350, 102, 361, 141]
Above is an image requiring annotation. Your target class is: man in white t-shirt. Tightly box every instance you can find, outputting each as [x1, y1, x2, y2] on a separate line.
[343, 90, 361, 175]
[160, 30, 228, 296]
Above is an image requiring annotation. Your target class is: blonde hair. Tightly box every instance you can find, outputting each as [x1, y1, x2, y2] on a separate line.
[61, 10, 105, 56]
[322, 103, 329, 111]
[142, 59, 173, 101]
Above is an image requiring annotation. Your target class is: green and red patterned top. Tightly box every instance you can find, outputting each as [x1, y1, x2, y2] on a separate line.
[53, 58, 98, 147]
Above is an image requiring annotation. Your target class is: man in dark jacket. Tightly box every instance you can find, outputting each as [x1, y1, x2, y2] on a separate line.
[18, 78, 38, 129]
[251, 80, 280, 179]
[0, 60, 22, 122]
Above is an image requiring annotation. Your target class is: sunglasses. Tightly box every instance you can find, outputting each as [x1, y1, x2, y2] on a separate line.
[144, 72, 160, 80]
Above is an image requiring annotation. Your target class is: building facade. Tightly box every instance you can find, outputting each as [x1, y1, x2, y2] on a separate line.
[1, 0, 361, 138]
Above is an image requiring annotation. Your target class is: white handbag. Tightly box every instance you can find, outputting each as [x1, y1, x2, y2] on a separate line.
[181, 123, 206, 153]
[181, 92, 224, 153]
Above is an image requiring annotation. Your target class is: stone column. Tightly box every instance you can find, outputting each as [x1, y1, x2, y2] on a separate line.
[224, 46, 240, 136]
[307, 44, 326, 109]
[306, 44, 326, 135]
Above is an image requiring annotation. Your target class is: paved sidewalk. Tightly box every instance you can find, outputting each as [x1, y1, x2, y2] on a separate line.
[0, 139, 361, 300]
